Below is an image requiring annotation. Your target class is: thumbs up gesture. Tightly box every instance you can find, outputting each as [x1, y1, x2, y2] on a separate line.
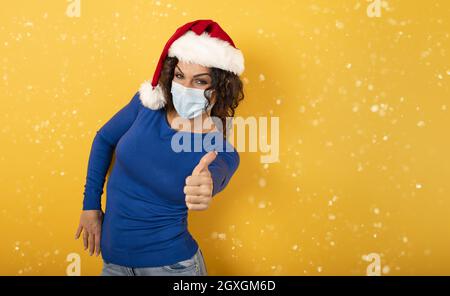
[184, 150, 218, 211]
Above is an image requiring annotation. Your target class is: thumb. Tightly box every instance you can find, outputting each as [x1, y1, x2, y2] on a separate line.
[192, 150, 218, 176]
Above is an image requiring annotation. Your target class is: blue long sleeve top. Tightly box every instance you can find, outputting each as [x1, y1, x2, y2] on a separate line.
[82, 91, 240, 268]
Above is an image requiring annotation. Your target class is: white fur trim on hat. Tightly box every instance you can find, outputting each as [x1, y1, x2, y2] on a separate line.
[168, 31, 245, 75]
[138, 81, 166, 110]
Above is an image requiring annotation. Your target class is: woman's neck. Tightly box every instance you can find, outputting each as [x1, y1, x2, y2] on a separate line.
[166, 109, 218, 133]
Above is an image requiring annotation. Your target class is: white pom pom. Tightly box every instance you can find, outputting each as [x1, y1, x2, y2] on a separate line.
[138, 81, 166, 110]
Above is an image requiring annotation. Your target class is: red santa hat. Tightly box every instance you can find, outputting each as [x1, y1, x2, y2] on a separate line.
[139, 19, 245, 110]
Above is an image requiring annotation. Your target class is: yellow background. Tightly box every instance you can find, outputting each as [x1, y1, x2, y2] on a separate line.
[1, 0, 449, 275]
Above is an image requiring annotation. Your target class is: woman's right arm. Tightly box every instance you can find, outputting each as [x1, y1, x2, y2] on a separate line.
[75, 91, 142, 256]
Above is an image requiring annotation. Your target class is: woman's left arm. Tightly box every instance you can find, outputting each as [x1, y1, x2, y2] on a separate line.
[208, 149, 240, 197]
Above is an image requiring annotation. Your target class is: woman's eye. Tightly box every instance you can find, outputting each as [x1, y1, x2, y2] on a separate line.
[175, 74, 207, 85]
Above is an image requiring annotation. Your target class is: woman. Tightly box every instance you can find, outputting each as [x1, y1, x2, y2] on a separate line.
[75, 19, 245, 276]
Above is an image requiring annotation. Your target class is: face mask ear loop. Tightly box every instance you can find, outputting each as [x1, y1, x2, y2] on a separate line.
[204, 89, 215, 112]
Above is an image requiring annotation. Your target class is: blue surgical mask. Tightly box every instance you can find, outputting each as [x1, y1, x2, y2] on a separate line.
[170, 80, 215, 119]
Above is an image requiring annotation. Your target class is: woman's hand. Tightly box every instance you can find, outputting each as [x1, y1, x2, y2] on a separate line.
[184, 150, 217, 211]
[75, 210, 104, 256]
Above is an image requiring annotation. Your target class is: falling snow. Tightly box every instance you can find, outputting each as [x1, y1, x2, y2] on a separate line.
[0, 0, 448, 277]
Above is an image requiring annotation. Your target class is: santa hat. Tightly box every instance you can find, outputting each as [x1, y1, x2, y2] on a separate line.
[139, 19, 245, 110]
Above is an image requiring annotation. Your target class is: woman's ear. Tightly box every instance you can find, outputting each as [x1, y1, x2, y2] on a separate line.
[209, 89, 216, 105]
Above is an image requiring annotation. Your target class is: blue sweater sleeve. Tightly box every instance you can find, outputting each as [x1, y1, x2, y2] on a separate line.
[82, 92, 142, 210]
[209, 147, 240, 197]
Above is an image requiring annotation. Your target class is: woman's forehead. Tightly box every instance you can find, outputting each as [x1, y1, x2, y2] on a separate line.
[176, 60, 210, 74]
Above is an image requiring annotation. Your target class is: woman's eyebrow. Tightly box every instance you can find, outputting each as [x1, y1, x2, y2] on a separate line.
[193, 73, 211, 78]
[176, 65, 211, 78]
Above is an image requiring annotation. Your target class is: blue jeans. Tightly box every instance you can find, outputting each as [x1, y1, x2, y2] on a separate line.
[100, 247, 208, 276]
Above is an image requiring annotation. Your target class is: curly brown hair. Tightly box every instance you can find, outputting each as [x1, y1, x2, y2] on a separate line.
[158, 56, 244, 139]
